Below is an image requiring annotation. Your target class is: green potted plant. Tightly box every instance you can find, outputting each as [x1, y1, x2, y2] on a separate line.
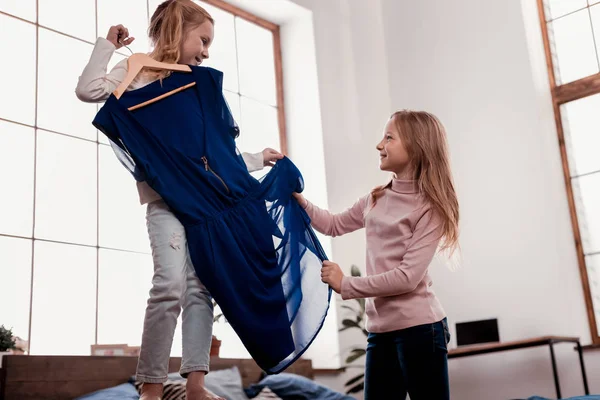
[338, 265, 368, 395]
[0, 325, 21, 364]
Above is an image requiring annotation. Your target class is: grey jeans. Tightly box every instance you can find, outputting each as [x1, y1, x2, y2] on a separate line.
[136, 200, 214, 383]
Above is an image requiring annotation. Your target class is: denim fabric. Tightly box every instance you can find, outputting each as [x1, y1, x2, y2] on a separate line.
[364, 318, 450, 400]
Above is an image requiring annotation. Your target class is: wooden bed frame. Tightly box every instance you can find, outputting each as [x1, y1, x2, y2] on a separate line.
[0, 355, 314, 400]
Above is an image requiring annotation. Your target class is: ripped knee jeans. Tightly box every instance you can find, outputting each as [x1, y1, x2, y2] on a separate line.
[136, 200, 214, 383]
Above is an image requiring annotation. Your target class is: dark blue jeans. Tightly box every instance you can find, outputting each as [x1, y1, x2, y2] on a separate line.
[364, 318, 450, 400]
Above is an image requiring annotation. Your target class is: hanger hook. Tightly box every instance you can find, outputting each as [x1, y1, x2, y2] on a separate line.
[117, 33, 134, 55]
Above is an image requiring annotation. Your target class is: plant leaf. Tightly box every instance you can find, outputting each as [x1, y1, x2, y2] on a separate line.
[341, 319, 361, 330]
[0, 325, 17, 352]
[345, 373, 364, 386]
[345, 348, 366, 364]
[346, 381, 365, 394]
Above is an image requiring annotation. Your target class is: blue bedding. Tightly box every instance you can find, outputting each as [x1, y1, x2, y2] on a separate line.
[246, 373, 354, 399]
[74, 369, 353, 400]
[75, 383, 139, 400]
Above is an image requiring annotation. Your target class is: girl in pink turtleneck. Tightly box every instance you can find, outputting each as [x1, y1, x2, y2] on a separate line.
[295, 110, 460, 400]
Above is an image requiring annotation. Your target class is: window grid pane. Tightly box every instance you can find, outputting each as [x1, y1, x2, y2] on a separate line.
[30, 241, 96, 355]
[560, 93, 600, 177]
[0, 236, 33, 347]
[585, 254, 600, 336]
[572, 172, 600, 255]
[34, 131, 98, 246]
[97, 249, 152, 346]
[38, 0, 96, 42]
[197, 1, 239, 93]
[0, 15, 36, 126]
[235, 17, 277, 106]
[99, 145, 149, 253]
[37, 28, 97, 140]
[548, 9, 600, 84]
[0, 121, 35, 237]
[590, 4, 600, 65]
[546, 0, 588, 21]
[238, 96, 280, 153]
[0, 0, 37, 22]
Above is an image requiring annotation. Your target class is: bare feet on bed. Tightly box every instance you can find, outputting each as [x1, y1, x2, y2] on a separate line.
[140, 382, 163, 400]
[186, 385, 225, 400]
[186, 371, 225, 400]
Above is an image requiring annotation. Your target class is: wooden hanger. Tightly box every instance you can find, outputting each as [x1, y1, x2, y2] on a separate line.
[113, 53, 196, 110]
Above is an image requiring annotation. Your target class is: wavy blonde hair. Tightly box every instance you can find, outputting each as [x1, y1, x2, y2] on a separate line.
[371, 110, 459, 253]
[144, 0, 213, 80]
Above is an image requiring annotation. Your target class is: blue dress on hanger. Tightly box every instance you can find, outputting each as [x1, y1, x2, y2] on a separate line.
[92, 66, 330, 374]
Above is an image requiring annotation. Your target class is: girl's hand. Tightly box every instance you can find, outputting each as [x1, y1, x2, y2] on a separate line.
[292, 192, 308, 208]
[106, 25, 135, 49]
[262, 148, 284, 167]
[321, 261, 345, 294]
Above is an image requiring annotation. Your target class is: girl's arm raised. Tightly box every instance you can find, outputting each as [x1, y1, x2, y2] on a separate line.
[341, 209, 442, 299]
[75, 25, 134, 103]
[295, 193, 368, 237]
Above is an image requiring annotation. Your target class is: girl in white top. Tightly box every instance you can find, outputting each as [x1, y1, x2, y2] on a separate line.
[75, 2, 283, 399]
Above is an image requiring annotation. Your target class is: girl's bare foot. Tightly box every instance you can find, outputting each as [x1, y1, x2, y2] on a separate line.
[186, 371, 224, 400]
[140, 382, 163, 400]
[186, 385, 225, 400]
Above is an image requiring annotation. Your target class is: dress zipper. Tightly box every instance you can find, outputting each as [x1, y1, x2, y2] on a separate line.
[202, 156, 230, 193]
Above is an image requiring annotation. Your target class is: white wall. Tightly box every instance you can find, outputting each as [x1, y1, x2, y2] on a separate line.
[226, 0, 600, 397]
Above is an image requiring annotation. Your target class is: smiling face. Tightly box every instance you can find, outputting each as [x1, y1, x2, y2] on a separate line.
[147, 0, 214, 66]
[179, 19, 214, 65]
[376, 116, 412, 178]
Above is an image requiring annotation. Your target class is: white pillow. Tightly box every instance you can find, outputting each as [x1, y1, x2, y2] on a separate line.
[205, 366, 249, 400]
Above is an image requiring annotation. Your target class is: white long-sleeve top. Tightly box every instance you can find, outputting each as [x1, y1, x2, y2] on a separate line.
[75, 37, 264, 205]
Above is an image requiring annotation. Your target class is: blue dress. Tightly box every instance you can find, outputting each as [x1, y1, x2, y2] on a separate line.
[92, 66, 330, 374]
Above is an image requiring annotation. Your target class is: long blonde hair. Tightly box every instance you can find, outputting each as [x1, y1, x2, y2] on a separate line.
[371, 110, 460, 253]
[145, 0, 213, 80]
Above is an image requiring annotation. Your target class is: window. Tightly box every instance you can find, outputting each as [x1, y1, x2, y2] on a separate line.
[539, 0, 600, 342]
[0, 0, 286, 356]
[199, 0, 287, 155]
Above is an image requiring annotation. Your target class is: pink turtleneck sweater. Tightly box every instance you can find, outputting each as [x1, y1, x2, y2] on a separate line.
[303, 179, 446, 333]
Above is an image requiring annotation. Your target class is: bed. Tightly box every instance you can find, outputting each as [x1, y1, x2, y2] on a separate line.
[0, 355, 349, 400]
